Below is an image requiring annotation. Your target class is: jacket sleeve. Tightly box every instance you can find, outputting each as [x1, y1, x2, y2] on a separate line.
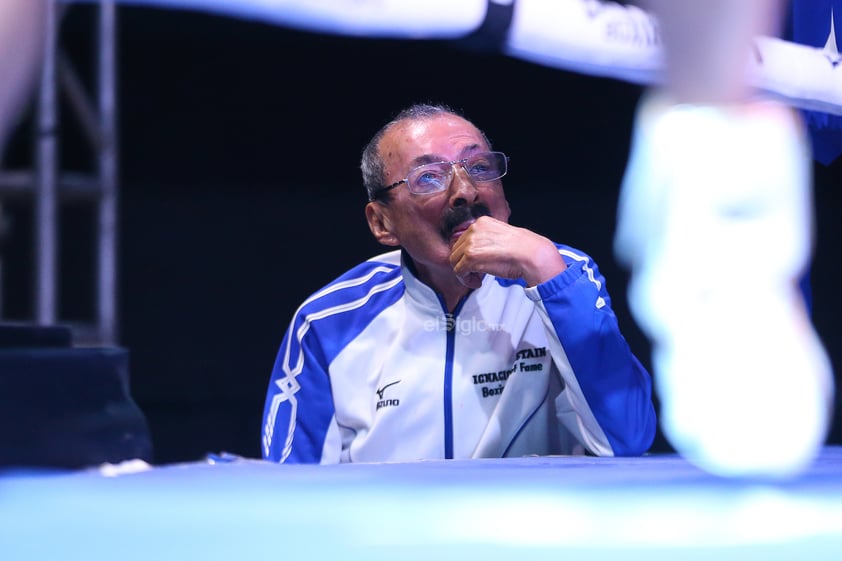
[527, 245, 657, 456]
[261, 258, 405, 464]
[261, 313, 339, 464]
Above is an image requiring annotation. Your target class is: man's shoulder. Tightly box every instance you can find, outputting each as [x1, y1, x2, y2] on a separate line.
[299, 250, 405, 314]
[281, 251, 405, 359]
[335, 249, 402, 284]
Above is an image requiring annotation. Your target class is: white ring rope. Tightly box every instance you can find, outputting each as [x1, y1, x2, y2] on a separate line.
[83, 0, 842, 115]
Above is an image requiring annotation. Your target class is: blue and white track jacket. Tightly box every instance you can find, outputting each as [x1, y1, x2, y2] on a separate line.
[262, 246, 656, 464]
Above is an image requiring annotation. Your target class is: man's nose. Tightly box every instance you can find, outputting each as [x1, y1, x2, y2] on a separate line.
[448, 164, 478, 206]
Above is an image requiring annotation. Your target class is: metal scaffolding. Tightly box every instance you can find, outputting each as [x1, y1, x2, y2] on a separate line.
[0, 0, 118, 345]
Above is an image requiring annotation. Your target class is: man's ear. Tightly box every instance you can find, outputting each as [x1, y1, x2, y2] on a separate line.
[365, 202, 400, 246]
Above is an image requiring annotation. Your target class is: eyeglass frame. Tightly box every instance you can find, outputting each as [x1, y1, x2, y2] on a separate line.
[369, 151, 509, 201]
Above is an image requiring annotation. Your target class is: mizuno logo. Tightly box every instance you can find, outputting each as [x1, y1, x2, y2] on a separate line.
[376, 380, 401, 399]
[376, 380, 402, 411]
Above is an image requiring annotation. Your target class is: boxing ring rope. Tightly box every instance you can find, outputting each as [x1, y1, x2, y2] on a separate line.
[103, 0, 842, 116]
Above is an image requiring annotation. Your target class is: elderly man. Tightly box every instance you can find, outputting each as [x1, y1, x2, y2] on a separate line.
[262, 103, 656, 464]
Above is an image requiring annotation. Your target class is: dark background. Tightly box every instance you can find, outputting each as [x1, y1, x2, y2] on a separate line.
[3, 5, 842, 463]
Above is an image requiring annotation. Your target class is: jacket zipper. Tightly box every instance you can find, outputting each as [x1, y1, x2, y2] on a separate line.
[441, 298, 466, 460]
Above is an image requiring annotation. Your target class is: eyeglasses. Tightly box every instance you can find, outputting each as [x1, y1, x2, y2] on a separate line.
[372, 151, 508, 200]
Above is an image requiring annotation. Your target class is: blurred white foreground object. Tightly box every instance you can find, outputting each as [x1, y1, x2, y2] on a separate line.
[615, 95, 835, 478]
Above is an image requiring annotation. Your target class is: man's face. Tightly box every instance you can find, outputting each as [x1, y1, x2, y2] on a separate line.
[367, 113, 511, 283]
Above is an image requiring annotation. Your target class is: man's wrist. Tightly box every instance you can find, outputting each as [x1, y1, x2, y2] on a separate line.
[523, 240, 566, 286]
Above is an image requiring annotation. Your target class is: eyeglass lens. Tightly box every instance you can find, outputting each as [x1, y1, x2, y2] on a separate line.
[407, 152, 506, 194]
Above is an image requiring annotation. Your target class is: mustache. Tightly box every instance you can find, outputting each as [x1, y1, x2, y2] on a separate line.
[441, 203, 491, 239]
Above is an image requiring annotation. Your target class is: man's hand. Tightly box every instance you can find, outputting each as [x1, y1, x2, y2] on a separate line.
[449, 216, 567, 288]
